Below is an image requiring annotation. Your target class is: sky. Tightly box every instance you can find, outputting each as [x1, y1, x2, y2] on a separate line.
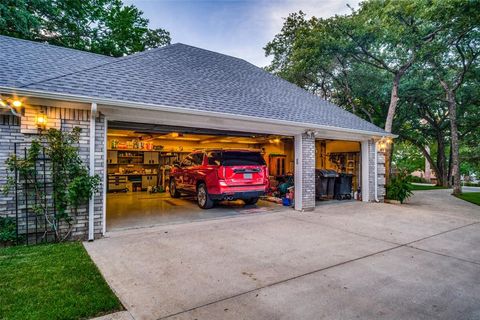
[125, 0, 359, 67]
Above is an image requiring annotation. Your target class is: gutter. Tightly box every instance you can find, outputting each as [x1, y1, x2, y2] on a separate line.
[88, 102, 97, 241]
[0, 86, 397, 138]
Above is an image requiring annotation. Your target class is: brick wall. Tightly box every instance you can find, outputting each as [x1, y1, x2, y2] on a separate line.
[0, 106, 105, 240]
[301, 131, 316, 211]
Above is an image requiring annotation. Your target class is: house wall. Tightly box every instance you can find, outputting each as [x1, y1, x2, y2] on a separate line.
[0, 106, 105, 240]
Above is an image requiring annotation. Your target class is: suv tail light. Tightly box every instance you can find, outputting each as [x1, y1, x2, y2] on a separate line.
[217, 166, 225, 180]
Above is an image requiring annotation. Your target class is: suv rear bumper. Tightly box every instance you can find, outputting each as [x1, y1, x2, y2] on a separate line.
[210, 190, 265, 201]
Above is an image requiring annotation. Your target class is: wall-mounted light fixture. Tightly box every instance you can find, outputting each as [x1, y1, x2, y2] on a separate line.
[377, 137, 392, 153]
[0, 97, 24, 117]
[12, 100, 23, 108]
[35, 111, 47, 130]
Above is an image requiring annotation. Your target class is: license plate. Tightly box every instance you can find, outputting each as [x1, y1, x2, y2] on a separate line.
[244, 173, 253, 179]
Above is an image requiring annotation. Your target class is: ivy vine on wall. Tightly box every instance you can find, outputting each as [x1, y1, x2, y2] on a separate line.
[2, 127, 100, 242]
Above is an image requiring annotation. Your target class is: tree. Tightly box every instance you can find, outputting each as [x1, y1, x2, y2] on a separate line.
[423, 0, 480, 194]
[265, 1, 441, 183]
[0, 0, 171, 56]
[264, 0, 480, 192]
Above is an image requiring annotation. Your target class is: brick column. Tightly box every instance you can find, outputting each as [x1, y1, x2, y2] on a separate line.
[294, 131, 315, 211]
[366, 139, 385, 202]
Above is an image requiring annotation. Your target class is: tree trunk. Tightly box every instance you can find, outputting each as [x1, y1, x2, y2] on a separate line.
[436, 134, 448, 187]
[384, 73, 401, 133]
[383, 73, 402, 184]
[447, 140, 453, 187]
[442, 85, 461, 195]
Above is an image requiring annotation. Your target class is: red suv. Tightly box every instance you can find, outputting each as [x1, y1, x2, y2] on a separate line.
[169, 149, 269, 209]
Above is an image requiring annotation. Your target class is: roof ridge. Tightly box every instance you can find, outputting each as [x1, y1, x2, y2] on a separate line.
[172, 43, 252, 64]
[20, 43, 175, 89]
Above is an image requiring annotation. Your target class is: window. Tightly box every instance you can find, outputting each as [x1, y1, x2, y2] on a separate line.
[208, 151, 266, 166]
[191, 153, 204, 166]
[181, 155, 193, 167]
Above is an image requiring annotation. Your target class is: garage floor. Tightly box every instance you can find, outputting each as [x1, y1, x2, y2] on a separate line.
[87, 189, 480, 320]
[107, 192, 288, 231]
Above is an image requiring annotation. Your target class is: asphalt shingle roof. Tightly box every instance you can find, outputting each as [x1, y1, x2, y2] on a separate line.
[0, 35, 386, 134]
[0, 36, 114, 87]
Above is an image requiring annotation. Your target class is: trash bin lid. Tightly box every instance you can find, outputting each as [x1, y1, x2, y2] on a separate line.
[317, 169, 338, 177]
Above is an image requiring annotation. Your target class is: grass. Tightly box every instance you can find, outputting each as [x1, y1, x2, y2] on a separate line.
[455, 192, 480, 206]
[0, 242, 122, 320]
[408, 183, 448, 191]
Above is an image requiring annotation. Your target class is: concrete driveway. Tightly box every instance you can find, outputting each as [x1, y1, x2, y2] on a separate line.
[84, 189, 480, 320]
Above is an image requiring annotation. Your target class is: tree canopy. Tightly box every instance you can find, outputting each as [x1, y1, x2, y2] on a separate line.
[0, 0, 171, 56]
[265, 0, 480, 190]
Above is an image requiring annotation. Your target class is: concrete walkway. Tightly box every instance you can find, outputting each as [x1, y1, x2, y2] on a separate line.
[85, 190, 480, 320]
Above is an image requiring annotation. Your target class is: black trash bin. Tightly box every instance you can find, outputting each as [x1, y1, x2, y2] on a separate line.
[334, 173, 353, 200]
[326, 170, 337, 199]
[315, 169, 338, 200]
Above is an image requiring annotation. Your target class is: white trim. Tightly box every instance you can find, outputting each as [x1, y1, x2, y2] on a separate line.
[294, 134, 303, 211]
[361, 140, 370, 202]
[0, 86, 396, 138]
[374, 141, 379, 202]
[88, 102, 97, 241]
[102, 117, 107, 235]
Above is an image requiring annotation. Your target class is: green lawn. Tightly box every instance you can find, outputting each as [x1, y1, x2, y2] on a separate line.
[455, 192, 480, 206]
[0, 242, 122, 320]
[409, 183, 448, 191]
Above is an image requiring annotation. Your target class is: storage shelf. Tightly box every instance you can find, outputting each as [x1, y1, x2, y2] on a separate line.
[107, 149, 163, 152]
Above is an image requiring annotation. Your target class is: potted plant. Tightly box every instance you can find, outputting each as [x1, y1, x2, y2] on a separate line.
[386, 173, 413, 204]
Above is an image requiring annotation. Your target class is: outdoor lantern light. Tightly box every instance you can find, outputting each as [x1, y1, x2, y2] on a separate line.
[171, 132, 179, 138]
[377, 137, 392, 153]
[35, 112, 47, 130]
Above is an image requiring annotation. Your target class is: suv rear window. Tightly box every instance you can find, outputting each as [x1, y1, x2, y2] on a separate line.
[208, 151, 266, 166]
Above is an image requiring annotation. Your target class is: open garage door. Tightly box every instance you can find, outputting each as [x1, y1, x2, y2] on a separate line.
[315, 139, 362, 204]
[106, 121, 295, 231]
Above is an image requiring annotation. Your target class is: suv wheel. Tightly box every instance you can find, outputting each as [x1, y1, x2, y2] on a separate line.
[169, 179, 181, 198]
[197, 183, 214, 209]
[244, 197, 259, 206]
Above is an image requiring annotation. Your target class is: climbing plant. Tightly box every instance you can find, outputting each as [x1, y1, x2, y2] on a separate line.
[2, 127, 100, 241]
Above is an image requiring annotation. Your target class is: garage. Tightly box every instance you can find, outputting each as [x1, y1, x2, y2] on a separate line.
[105, 121, 367, 231]
[105, 121, 296, 230]
[0, 37, 389, 240]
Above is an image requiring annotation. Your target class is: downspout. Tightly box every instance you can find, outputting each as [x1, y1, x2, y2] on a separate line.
[88, 103, 97, 241]
[374, 140, 379, 202]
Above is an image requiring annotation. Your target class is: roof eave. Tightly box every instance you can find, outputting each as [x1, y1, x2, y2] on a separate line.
[0, 86, 396, 138]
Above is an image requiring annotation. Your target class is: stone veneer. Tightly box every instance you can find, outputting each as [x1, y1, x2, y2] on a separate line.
[0, 106, 105, 240]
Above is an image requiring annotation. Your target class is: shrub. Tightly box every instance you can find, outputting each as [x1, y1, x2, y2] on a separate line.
[0, 217, 16, 243]
[464, 182, 480, 187]
[387, 174, 413, 204]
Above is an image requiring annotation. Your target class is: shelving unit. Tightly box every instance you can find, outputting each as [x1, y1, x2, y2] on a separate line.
[106, 149, 189, 192]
